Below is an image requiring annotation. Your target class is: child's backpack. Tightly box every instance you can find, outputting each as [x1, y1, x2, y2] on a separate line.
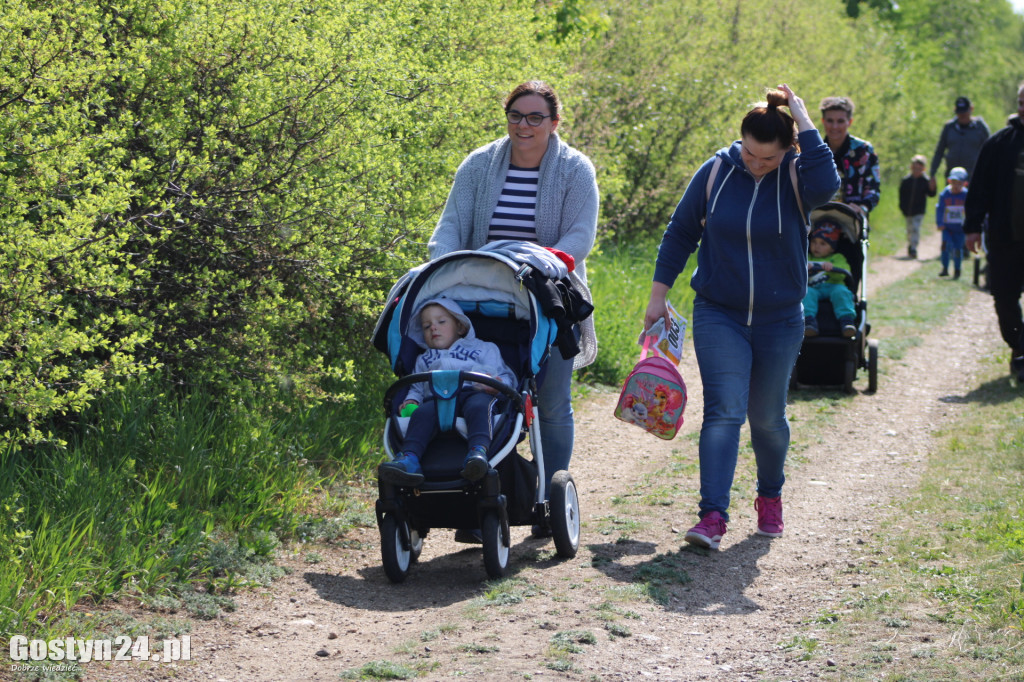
[614, 335, 687, 440]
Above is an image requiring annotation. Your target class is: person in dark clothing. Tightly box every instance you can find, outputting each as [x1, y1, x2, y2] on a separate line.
[899, 154, 936, 259]
[929, 95, 990, 193]
[964, 81, 1024, 384]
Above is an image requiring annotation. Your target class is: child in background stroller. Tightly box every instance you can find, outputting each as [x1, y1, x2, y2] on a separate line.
[804, 219, 858, 339]
[370, 246, 589, 581]
[792, 202, 879, 394]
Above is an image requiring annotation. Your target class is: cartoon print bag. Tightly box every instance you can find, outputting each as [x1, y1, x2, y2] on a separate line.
[614, 335, 687, 440]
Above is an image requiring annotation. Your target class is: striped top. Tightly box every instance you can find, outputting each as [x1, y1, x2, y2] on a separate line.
[487, 164, 540, 242]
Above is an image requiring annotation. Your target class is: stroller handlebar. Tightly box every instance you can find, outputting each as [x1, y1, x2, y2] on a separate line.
[808, 262, 854, 290]
[383, 370, 525, 415]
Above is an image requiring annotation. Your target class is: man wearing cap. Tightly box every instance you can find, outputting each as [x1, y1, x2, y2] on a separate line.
[929, 96, 991, 194]
[964, 80, 1024, 384]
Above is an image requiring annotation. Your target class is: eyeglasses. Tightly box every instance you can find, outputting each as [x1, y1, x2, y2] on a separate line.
[506, 110, 553, 126]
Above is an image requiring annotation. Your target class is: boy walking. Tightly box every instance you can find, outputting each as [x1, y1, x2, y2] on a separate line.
[936, 167, 969, 279]
[898, 154, 935, 259]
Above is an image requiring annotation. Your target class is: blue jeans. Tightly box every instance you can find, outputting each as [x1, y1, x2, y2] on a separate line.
[538, 345, 574, 497]
[940, 228, 965, 271]
[692, 298, 804, 521]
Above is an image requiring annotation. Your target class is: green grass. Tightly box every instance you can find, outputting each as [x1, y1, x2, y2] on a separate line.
[0, 374, 381, 642]
[790, 254, 1024, 679]
[583, 236, 695, 386]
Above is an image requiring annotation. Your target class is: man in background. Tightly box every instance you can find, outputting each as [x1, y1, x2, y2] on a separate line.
[929, 96, 991, 193]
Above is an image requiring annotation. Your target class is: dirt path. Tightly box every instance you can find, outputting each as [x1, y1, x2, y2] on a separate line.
[91, 231, 1006, 682]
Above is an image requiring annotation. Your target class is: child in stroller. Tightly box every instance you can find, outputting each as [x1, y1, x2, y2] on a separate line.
[804, 219, 857, 338]
[379, 296, 515, 486]
[371, 247, 587, 581]
[792, 202, 879, 393]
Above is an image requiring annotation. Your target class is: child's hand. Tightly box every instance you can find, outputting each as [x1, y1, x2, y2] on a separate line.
[822, 262, 833, 271]
[472, 376, 499, 394]
[400, 399, 418, 411]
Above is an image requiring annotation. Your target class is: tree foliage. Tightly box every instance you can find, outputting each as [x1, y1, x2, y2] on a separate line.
[2, 0, 1022, 452]
[567, 0, 1024, 242]
[0, 0, 568, 450]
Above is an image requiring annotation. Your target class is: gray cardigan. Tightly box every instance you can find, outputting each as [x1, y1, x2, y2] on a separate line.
[428, 134, 600, 368]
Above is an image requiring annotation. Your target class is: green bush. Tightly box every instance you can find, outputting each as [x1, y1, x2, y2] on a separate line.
[0, 0, 571, 451]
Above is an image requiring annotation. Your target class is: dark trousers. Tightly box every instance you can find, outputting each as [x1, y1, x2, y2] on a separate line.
[402, 389, 496, 457]
[987, 242, 1024, 355]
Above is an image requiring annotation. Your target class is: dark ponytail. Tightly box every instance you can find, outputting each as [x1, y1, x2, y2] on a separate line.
[741, 89, 796, 148]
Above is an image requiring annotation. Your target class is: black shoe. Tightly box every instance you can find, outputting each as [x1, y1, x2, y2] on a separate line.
[460, 453, 489, 482]
[953, 269, 961, 280]
[531, 523, 552, 539]
[908, 247, 917, 259]
[1011, 356, 1024, 387]
[939, 269, 949, 277]
[454, 528, 483, 544]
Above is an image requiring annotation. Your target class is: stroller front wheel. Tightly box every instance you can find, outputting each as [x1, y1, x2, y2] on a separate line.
[481, 511, 510, 578]
[380, 513, 414, 583]
[549, 471, 580, 558]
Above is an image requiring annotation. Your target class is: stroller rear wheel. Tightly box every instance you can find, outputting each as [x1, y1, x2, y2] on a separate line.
[481, 510, 510, 578]
[380, 513, 415, 583]
[549, 471, 580, 558]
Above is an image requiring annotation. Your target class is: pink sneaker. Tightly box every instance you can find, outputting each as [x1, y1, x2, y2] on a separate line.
[684, 511, 727, 550]
[755, 496, 783, 537]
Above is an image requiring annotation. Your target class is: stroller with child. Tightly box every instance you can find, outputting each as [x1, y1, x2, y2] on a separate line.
[792, 202, 879, 394]
[370, 244, 590, 581]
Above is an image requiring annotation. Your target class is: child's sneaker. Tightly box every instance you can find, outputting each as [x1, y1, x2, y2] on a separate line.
[684, 511, 727, 550]
[804, 316, 818, 337]
[754, 495, 784, 537]
[378, 453, 424, 486]
[461, 445, 489, 482]
[839, 317, 857, 338]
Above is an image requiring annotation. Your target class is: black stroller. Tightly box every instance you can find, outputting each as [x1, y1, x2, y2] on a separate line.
[370, 247, 586, 581]
[792, 202, 879, 393]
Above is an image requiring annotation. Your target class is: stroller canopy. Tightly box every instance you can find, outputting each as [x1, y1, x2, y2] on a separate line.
[372, 249, 562, 379]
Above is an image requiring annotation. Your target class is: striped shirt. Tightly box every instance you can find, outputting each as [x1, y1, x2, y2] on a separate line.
[487, 164, 540, 242]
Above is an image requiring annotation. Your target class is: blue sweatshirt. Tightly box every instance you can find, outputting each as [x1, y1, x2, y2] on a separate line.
[654, 129, 841, 325]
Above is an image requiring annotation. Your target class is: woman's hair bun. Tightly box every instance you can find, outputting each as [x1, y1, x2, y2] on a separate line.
[765, 89, 788, 109]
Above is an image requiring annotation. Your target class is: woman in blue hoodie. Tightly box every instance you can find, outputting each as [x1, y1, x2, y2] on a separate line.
[644, 84, 840, 550]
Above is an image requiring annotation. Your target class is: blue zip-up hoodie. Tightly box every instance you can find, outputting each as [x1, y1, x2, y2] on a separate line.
[653, 129, 840, 325]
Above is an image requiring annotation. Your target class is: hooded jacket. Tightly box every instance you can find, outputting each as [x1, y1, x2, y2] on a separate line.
[653, 129, 841, 326]
[404, 297, 516, 405]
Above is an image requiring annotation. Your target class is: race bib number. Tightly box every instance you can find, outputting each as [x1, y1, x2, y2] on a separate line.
[944, 205, 965, 225]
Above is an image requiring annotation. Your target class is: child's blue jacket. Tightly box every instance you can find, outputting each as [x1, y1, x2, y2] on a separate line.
[654, 129, 840, 325]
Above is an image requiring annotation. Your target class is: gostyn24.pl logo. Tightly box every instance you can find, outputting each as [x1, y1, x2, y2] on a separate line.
[9, 635, 191, 663]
